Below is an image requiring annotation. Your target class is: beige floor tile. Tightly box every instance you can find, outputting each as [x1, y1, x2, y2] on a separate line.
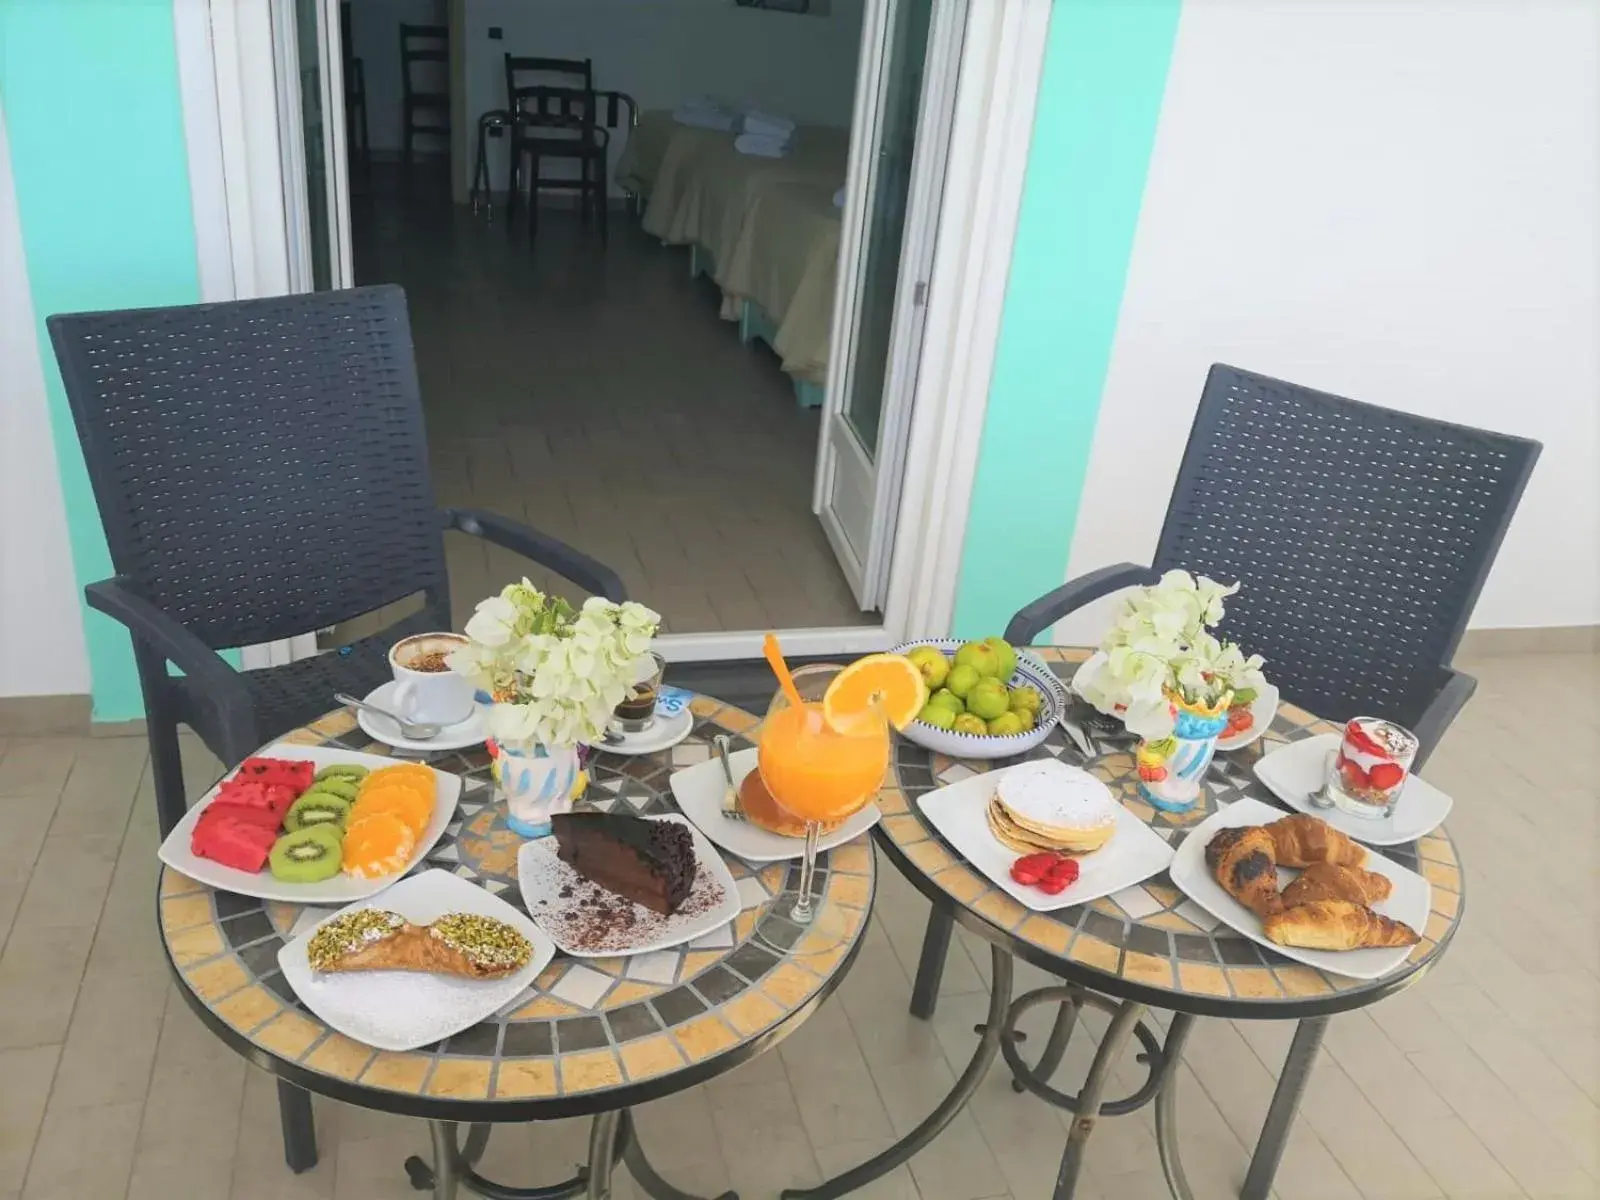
[0, 740, 81, 798]
[20, 1098, 142, 1200]
[48, 966, 167, 1109]
[813, 1137, 921, 1199]
[0, 1046, 58, 1194]
[0, 922, 94, 1050]
[128, 1156, 237, 1200]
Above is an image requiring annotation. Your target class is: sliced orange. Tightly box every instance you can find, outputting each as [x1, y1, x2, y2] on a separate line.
[822, 653, 928, 735]
[362, 763, 435, 797]
[342, 813, 417, 879]
[349, 783, 433, 836]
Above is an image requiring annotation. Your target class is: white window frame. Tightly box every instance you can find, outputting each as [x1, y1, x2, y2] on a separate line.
[174, 0, 1054, 663]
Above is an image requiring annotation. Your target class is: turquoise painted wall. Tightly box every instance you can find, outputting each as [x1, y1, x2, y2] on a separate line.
[951, 0, 1180, 639]
[1, 0, 200, 720]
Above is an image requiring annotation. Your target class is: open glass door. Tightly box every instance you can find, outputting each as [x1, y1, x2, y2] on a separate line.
[815, 0, 964, 610]
[279, 0, 353, 292]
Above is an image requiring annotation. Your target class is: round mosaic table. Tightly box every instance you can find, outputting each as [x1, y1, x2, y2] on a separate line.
[791, 646, 1464, 1200]
[158, 694, 876, 1200]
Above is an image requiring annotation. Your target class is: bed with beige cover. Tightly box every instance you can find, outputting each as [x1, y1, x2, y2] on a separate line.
[616, 111, 847, 390]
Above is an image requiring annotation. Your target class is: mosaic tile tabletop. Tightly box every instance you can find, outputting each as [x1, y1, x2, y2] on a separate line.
[159, 696, 874, 1116]
[875, 647, 1463, 1016]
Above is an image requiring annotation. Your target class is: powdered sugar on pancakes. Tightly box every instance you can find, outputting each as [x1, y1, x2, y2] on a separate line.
[995, 761, 1117, 833]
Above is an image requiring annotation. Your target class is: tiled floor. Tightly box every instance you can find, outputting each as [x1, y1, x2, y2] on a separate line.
[1, 648, 1596, 1199]
[351, 167, 872, 634]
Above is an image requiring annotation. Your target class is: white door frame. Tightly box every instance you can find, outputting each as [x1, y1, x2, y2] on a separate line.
[177, 0, 1054, 664]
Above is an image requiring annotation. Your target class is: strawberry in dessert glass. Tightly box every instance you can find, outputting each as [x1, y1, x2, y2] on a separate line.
[1323, 716, 1418, 818]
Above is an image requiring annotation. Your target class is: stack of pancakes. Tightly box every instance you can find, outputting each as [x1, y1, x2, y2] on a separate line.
[985, 760, 1117, 855]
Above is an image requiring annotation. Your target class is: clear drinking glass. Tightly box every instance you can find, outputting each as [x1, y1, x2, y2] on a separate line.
[754, 664, 888, 952]
[611, 652, 667, 734]
[1321, 716, 1418, 819]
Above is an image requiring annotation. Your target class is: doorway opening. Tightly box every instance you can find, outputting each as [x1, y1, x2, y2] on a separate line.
[284, 0, 964, 656]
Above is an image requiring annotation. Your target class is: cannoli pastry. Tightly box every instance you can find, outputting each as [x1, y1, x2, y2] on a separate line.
[307, 909, 532, 979]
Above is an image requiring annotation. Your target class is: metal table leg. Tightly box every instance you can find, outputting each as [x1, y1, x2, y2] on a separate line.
[1154, 1014, 1198, 1200]
[1241, 1016, 1327, 1200]
[429, 1121, 461, 1200]
[909, 906, 955, 1020]
[1012, 990, 1085, 1092]
[1052, 999, 1148, 1199]
[783, 944, 1015, 1199]
[277, 1080, 318, 1172]
[586, 1111, 620, 1200]
[617, 1110, 737, 1200]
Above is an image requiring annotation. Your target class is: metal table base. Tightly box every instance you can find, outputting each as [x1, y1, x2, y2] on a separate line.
[408, 1110, 736, 1200]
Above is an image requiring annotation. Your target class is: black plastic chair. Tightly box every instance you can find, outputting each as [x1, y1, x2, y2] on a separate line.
[910, 362, 1540, 1018]
[47, 284, 624, 1173]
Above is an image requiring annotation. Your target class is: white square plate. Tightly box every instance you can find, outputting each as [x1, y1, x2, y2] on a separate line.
[1253, 735, 1453, 845]
[668, 748, 881, 862]
[1168, 797, 1431, 980]
[917, 763, 1174, 913]
[158, 744, 462, 904]
[277, 868, 555, 1052]
[517, 814, 740, 957]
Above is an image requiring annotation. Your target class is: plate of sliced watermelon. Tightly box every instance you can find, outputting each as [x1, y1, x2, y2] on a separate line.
[157, 743, 462, 903]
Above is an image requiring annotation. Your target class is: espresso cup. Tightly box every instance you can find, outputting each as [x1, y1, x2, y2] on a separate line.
[389, 633, 474, 727]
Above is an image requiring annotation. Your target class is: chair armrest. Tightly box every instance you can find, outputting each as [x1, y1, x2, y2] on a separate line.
[1412, 666, 1476, 770]
[442, 508, 628, 602]
[1003, 563, 1160, 646]
[83, 578, 240, 690]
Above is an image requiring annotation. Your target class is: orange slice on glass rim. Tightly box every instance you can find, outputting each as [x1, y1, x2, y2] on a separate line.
[341, 813, 417, 879]
[349, 783, 433, 836]
[822, 653, 928, 735]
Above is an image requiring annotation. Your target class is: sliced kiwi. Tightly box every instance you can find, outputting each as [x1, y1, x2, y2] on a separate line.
[284, 791, 353, 833]
[313, 763, 369, 783]
[268, 826, 343, 883]
[305, 777, 359, 803]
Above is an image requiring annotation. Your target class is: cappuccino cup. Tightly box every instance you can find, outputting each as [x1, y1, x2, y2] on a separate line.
[389, 633, 474, 727]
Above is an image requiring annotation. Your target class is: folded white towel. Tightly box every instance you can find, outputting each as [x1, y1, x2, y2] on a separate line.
[833, 187, 846, 209]
[742, 110, 795, 139]
[735, 132, 790, 158]
[674, 104, 737, 132]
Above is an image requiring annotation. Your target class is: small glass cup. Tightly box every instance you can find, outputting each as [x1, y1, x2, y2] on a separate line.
[1320, 716, 1418, 819]
[612, 652, 667, 734]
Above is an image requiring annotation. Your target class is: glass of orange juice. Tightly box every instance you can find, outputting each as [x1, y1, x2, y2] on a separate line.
[759, 664, 889, 928]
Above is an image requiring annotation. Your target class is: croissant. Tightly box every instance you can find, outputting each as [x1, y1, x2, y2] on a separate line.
[1205, 826, 1283, 918]
[1280, 862, 1392, 908]
[1262, 900, 1419, 950]
[307, 910, 533, 979]
[1265, 814, 1366, 869]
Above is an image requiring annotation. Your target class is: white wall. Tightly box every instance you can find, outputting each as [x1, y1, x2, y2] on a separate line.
[463, 0, 864, 193]
[1055, 0, 1600, 642]
[0, 105, 92, 698]
[345, 0, 448, 152]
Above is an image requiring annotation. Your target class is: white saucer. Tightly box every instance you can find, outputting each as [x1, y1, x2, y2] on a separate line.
[1253, 734, 1453, 845]
[584, 707, 694, 757]
[668, 747, 881, 863]
[355, 681, 489, 752]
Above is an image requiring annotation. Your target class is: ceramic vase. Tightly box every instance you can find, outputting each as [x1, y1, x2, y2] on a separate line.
[1135, 693, 1231, 812]
[492, 738, 581, 838]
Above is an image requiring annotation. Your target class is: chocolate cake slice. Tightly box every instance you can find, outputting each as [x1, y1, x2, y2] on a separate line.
[550, 813, 696, 915]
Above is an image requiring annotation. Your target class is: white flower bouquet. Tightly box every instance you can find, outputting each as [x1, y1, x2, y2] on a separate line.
[448, 579, 661, 749]
[1076, 570, 1265, 740]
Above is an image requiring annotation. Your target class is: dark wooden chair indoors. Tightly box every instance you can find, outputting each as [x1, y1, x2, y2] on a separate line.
[400, 22, 450, 171]
[504, 54, 610, 243]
